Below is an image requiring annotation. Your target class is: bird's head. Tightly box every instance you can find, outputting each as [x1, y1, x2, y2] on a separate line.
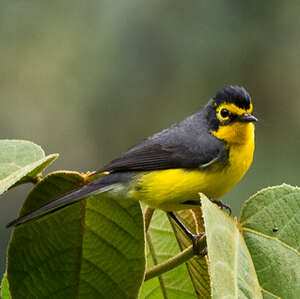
[207, 86, 257, 144]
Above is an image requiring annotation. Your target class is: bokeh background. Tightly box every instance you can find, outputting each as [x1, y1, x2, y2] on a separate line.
[1, 1, 300, 277]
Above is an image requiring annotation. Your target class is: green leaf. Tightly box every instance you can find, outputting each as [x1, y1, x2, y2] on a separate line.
[140, 209, 196, 299]
[1, 274, 12, 299]
[0, 139, 58, 195]
[7, 171, 145, 299]
[201, 194, 262, 299]
[240, 184, 300, 298]
[170, 209, 211, 298]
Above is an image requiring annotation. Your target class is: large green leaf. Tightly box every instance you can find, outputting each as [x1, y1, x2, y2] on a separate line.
[170, 209, 211, 298]
[7, 171, 145, 299]
[0, 139, 58, 195]
[201, 195, 262, 299]
[240, 184, 300, 298]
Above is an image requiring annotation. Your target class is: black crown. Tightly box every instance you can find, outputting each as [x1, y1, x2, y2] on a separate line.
[214, 86, 251, 110]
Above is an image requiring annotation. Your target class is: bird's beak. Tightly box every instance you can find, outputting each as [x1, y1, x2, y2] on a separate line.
[239, 113, 258, 123]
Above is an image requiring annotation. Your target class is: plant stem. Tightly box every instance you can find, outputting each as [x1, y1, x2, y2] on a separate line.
[30, 174, 42, 184]
[145, 245, 195, 281]
[144, 206, 154, 232]
[146, 233, 168, 298]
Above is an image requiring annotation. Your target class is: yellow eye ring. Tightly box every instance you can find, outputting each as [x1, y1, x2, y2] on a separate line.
[220, 109, 229, 118]
[218, 108, 230, 121]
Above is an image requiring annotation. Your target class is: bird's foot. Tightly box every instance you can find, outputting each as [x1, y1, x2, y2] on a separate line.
[190, 232, 207, 256]
[168, 212, 207, 256]
[209, 198, 232, 215]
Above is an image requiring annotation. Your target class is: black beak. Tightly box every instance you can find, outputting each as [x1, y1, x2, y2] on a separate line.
[239, 113, 258, 123]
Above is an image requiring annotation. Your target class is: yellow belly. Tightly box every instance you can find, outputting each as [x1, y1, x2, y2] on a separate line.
[130, 133, 255, 211]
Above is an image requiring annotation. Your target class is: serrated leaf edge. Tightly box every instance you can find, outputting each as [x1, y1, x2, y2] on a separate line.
[201, 195, 263, 299]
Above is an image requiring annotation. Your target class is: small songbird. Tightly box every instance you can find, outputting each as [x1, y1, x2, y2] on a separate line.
[7, 85, 257, 241]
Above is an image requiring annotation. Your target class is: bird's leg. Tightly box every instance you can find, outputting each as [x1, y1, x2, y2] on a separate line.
[167, 212, 206, 256]
[209, 198, 232, 215]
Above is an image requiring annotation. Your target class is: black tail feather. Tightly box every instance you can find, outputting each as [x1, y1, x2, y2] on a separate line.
[7, 172, 134, 228]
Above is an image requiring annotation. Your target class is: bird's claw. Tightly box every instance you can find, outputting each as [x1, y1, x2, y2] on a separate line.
[209, 198, 232, 215]
[191, 232, 206, 256]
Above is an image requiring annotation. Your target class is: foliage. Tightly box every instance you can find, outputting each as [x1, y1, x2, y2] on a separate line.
[0, 140, 57, 194]
[1, 140, 299, 298]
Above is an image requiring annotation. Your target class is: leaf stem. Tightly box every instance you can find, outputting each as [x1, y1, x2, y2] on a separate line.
[144, 206, 154, 232]
[146, 232, 168, 298]
[29, 174, 42, 184]
[145, 245, 195, 281]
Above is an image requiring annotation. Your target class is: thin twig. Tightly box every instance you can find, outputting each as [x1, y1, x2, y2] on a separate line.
[145, 245, 196, 281]
[144, 206, 154, 232]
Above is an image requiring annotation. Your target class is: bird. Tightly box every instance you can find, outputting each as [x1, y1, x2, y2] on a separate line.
[7, 85, 257, 244]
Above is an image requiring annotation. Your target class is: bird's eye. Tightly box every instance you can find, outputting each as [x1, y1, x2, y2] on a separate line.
[220, 109, 229, 118]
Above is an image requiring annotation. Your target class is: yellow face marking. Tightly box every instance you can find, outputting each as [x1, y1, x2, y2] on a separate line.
[216, 103, 253, 122]
[212, 102, 255, 144]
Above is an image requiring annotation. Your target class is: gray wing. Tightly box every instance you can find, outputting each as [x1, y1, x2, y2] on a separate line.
[7, 109, 225, 227]
[98, 112, 225, 173]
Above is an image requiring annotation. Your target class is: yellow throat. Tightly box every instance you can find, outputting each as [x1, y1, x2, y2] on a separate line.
[211, 121, 255, 195]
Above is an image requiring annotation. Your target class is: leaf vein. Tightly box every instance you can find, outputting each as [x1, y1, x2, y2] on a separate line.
[261, 287, 281, 298]
[86, 206, 139, 241]
[82, 256, 127, 297]
[240, 190, 299, 225]
[242, 227, 300, 256]
[84, 224, 133, 260]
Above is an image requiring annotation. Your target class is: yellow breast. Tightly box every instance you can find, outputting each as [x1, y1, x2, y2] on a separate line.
[209, 121, 255, 195]
[130, 123, 255, 211]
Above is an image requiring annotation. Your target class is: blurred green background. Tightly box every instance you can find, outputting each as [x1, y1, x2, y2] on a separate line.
[1, 1, 300, 277]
